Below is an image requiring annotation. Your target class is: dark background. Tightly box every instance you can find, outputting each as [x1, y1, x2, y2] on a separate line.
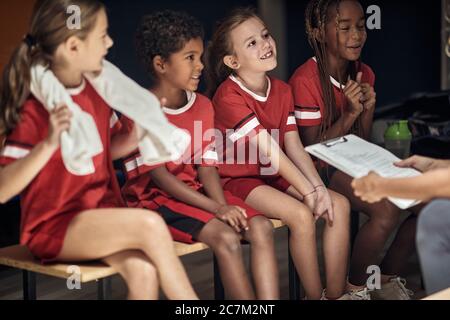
[286, 0, 441, 106]
[104, 0, 441, 106]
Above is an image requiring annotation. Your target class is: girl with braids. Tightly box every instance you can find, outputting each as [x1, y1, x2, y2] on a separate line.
[289, 0, 414, 300]
[207, 7, 359, 300]
[0, 0, 198, 300]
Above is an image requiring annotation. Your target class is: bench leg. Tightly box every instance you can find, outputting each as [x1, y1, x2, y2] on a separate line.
[23, 270, 36, 300]
[288, 229, 302, 300]
[97, 277, 112, 300]
[213, 255, 225, 300]
[350, 210, 360, 253]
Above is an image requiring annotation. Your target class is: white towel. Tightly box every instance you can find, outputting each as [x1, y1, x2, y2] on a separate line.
[30, 60, 190, 176]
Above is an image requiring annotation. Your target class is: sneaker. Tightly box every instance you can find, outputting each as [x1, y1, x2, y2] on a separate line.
[370, 277, 414, 300]
[321, 288, 371, 300]
[344, 288, 371, 300]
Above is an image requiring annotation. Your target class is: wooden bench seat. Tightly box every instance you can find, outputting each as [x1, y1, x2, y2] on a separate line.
[0, 219, 289, 300]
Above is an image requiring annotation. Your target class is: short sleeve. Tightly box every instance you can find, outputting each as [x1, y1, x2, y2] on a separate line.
[119, 116, 165, 179]
[213, 92, 265, 143]
[282, 90, 299, 133]
[289, 76, 322, 127]
[200, 104, 219, 167]
[122, 151, 165, 180]
[0, 100, 45, 166]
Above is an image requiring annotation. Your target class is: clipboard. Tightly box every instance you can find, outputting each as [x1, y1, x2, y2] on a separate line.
[305, 134, 421, 210]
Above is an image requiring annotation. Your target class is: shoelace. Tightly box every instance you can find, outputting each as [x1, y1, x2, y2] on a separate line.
[391, 277, 414, 298]
[321, 288, 371, 300]
[345, 288, 371, 300]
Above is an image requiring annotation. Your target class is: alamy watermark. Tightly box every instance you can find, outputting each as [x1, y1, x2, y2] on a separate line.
[160, 122, 281, 176]
[66, 265, 81, 290]
[366, 5, 381, 30]
[366, 265, 382, 290]
[65, 263, 383, 291]
[65, 4, 382, 31]
[66, 5, 81, 30]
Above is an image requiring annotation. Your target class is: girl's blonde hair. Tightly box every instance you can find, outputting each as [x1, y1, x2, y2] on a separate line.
[0, 0, 105, 136]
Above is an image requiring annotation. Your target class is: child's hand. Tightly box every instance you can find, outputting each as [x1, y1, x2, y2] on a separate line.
[303, 190, 317, 214]
[216, 205, 249, 233]
[313, 186, 334, 226]
[360, 83, 376, 112]
[344, 72, 364, 117]
[45, 105, 72, 149]
[351, 171, 385, 203]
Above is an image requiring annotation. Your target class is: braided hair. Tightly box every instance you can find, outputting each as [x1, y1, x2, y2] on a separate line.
[305, 0, 363, 141]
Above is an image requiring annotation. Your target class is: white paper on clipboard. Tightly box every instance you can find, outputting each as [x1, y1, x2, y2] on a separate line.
[305, 134, 421, 210]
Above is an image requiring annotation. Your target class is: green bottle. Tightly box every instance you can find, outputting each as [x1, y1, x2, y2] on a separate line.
[384, 120, 412, 159]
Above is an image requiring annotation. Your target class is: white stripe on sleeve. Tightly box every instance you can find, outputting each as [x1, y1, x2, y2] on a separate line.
[124, 155, 144, 172]
[287, 116, 296, 125]
[0, 146, 30, 159]
[295, 110, 321, 120]
[229, 117, 261, 142]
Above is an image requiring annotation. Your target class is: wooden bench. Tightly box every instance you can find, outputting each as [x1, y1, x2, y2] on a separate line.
[0, 219, 293, 300]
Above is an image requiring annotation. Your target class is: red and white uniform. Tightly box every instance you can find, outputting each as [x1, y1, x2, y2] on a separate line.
[0, 80, 124, 262]
[289, 57, 376, 127]
[212, 75, 297, 200]
[289, 57, 376, 178]
[122, 91, 261, 244]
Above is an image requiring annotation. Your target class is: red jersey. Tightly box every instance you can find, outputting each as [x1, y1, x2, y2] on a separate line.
[0, 80, 124, 255]
[289, 57, 375, 127]
[122, 91, 218, 207]
[212, 75, 298, 180]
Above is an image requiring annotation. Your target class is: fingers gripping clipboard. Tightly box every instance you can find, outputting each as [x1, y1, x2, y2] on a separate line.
[305, 134, 421, 209]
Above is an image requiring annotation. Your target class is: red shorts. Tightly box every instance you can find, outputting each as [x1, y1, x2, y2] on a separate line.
[27, 203, 120, 264]
[223, 176, 291, 201]
[144, 191, 263, 244]
[27, 211, 80, 264]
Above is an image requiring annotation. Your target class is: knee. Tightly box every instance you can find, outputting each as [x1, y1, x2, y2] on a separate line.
[212, 230, 242, 255]
[331, 192, 351, 221]
[246, 217, 274, 244]
[284, 206, 315, 236]
[137, 210, 168, 234]
[368, 204, 400, 233]
[131, 210, 172, 247]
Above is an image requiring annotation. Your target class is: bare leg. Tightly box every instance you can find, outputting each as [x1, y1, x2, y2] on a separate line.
[56, 208, 198, 300]
[102, 250, 159, 300]
[245, 185, 322, 300]
[242, 216, 279, 300]
[380, 214, 418, 277]
[286, 187, 350, 299]
[329, 171, 403, 286]
[196, 219, 255, 299]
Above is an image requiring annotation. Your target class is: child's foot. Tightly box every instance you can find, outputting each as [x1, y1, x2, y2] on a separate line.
[321, 288, 371, 300]
[369, 276, 414, 300]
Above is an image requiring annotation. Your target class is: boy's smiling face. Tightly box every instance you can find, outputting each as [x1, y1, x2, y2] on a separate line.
[161, 37, 204, 92]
